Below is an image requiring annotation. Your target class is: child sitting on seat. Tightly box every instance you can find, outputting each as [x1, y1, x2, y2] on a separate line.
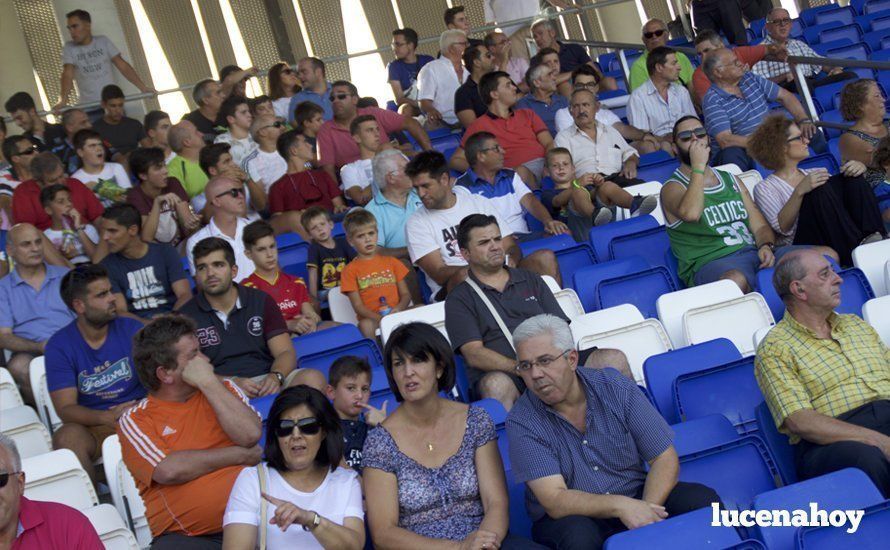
[41, 184, 98, 265]
[304, 206, 356, 303]
[326, 355, 387, 472]
[547, 147, 658, 242]
[339, 209, 411, 339]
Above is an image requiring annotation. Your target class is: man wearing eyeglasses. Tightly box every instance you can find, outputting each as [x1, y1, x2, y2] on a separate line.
[242, 114, 286, 196]
[0, 434, 104, 548]
[507, 314, 719, 548]
[118, 313, 263, 547]
[629, 19, 695, 92]
[388, 28, 435, 117]
[753, 7, 855, 93]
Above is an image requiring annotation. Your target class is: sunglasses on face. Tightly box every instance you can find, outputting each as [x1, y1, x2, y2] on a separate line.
[643, 29, 666, 39]
[15, 146, 38, 157]
[768, 18, 792, 26]
[0, 472, 21, 488]
[329, 93, 353, 102]
[215, 187, 245, 199]
[676, 127, 708, 142]
[275, 417, 322, 438]
[262, 121, 285, 131]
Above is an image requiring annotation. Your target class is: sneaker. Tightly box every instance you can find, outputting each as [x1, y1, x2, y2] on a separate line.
[860, 231, 884, 245]
[594, 206, 613, 226]
[630, 194, 658, 217]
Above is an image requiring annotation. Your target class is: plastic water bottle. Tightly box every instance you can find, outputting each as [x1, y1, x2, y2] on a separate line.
[378, 296, 392, 316]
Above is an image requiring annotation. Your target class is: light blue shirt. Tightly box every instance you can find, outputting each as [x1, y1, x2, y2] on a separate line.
[287, 83, 334, 121]
[0, 263, 75, 342]
[365, 187, 423, 249]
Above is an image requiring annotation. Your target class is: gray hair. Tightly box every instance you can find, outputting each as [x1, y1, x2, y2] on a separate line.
[527, 63, 550, 92]
[701, 49, 728, 81]
[440, 29, 467, 53]
[0, 434, 21, 472]
[773, 249, 811, 304]
[642, 18, 667, 32]
[513, 314, 575, 352]
[167, 123, 191, 153]
[372, 148, 407, 190]
[531, 17, 557, 33]
[192, 79, 218, 106]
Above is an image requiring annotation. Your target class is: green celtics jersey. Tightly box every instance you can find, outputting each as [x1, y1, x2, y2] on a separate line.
[664, 167, 754, 286]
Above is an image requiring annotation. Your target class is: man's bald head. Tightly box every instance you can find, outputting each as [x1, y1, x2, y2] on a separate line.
[8, 223, 41, 247]
[7, 223, 45, 267]
[204, 175, 237, 200]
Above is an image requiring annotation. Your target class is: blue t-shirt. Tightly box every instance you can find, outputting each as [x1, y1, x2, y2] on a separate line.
[100, 243, 186, 319]
[387, 55, 435, 92]
[44, 317, 146, 410]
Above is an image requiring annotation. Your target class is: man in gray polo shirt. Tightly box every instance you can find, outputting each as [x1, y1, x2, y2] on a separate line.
[445, 214, 630, 410]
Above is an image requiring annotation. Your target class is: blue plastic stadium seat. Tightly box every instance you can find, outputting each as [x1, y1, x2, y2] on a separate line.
[599, 52, 616, 70]
[678, 435, 780, 511]
[181, 256, 196, 290]
[291, 324, 363, 357]
[280, 247, 309, 282]
[799, 153, 840, 174]
[588, 215, 659, 263]
[803, 21, 845, 44]
[663, 248, 683, 289]
[637, 159, 680, 184]
[602, 507, 743, 550]
[818, 109, 852, 141]
[609, 226, 673, 274]
[750, 18, 766, 39]
[386, 100, 398, 112]
[505, 468, 532, 538]
[597, 267, 678, 319]
[836, 267, 876, 316]
[796, 499, 890, 548]
[756, 267, 785, 322]
[820, 23, 863, 45]
[811, 38, 854, 56]
[572, 256, 649, 312]
[472, 398, 508, 428]
[801, 4, 847, 26]
[824, 42, 871, 62]
[752, 468, 886, 550]
[671, 414, 740, 457]
[865, 0, 890, 15]
[297, 338, 386, 383]
[643, 338, 742, 424]
[828, 138, 842, 165]
[250, 394, 276, 421]
[754, 401, 797, 485]
[275, 231, 305, 250]
[870, 13, 890, 31]
[430, 133, 461, 156]
[637, 150, 673, 167]
[814, 6, 855, 27]
[453, 355, 471, 403]
[673, 357, 764, 435]
[812, 80, 852, 114]
[862, 27, 890, 49]
[519, 234, 596, 288]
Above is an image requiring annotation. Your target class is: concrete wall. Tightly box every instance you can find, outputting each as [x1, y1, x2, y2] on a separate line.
[0, 0, 44, 133]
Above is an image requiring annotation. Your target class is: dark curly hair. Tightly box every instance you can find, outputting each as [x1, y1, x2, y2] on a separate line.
[748, 115, 795, 171]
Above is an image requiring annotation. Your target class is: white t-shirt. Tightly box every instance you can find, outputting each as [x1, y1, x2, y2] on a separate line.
[44, 224, 98, 265]
[339, 158, 373, 191]
[242, 149, 288, 193]
[215, 132, 258, 167]
[62, 35, 120, 104]
[406, 189, 512, 297]
[224, 465, 363, 550]
[186, 217, 255, 282]
[72, 163, 132, 206]
[417, 57, 469, 125]
[555, 105, 621, 134]
[273, 97, 292, 120]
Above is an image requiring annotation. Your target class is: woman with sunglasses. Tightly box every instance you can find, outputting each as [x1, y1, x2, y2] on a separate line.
[363, 322, 543, 550]
[222, 385, 365, 549]
[268, 62, 302, 121]
[748, 115, 885, 266]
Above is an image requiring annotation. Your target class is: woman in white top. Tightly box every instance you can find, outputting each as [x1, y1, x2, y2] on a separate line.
[748, 115, 884, 266]
[269, 62, 302, 121]
[223, 386, 365, 550]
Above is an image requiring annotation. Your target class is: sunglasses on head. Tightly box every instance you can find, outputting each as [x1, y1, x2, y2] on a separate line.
[275, 417, 322, 438]
[676, 127, 707, 142]
[0, 472, 21, 488]
[643, 29, 666, 39]
[215, 187, 245, 199]
[329, 93, 353, 102]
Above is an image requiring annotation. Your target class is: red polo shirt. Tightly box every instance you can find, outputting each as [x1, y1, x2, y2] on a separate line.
[12, 178, 104, 230]
[693, 45, 766, 103]
[462, 109, 548, 169]
[317, 106, 405, 170]
[12, 497, 103, 550]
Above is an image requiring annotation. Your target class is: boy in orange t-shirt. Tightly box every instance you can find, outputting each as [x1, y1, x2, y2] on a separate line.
[339, 209, 410, 339]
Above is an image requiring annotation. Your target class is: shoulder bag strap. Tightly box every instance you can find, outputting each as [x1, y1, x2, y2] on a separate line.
[466, 277, 515, 351]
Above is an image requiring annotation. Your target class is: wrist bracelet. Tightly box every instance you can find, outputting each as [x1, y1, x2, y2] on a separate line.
[692, 168, 705, 175]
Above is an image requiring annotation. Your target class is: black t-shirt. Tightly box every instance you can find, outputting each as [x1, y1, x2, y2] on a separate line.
[307, 238, 356, 292]
[454, 78, 487, 118]
[27, 124, 66, 152]
[183, 110, 224, 143]
[341, 418, 369, 472]
[179, 284, 289, 378]
[100, 243, 186, 319]
[93, 116, 147, 154]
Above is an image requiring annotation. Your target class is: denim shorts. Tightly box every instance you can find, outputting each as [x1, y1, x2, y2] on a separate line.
[693, 245, 809, 289]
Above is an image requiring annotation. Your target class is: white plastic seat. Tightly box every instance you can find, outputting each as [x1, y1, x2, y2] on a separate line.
[327, 286, 359, 325]
[571, 305, 672, 385]
[752, 326, 773, 352]
[852, 240, 890, 296]
[22, 448, 98, 511]
[379, 302, 447, 345]
[102, 435, 152, 548]
[863, 295, 890, 347]
[738, 169, 763, 197]
[554, 288, 585, 320]
[83, 504, 139, 550]
[713, 163, 742, 175]
[615, 181, 665, 224]
[656, 280, 744, 348]
[542, 275, 561, 293]
[0, 405, 52, 458]
[28, 356, 62, 432]
[0, 367, 24, 410]
[683, 293, 775, 356]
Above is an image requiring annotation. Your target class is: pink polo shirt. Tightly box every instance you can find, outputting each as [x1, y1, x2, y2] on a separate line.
[317, 106, 405, 170]
[12, 497, 103, 550]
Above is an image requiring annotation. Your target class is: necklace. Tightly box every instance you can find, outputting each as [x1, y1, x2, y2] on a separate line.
[427, 442, 434, 452]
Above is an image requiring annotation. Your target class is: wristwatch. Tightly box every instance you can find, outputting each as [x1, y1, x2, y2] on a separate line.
[271, 371, 285, 386]
[759, 242, 775, 252]
[302, 512, 321, 532]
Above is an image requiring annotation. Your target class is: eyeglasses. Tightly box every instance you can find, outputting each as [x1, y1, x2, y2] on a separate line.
[787, 135, 804, 143]
[15, 146, 38, 157]
[768, 18, 793, 26]
[215, 187, 245, 199]
[480, 144, 503, 153]
[643, 29, 666, 39]
[676, 127, 707, 142]
[329, 93, 353, 102]
[0, 472, 21, 488]
[573, 81, 599, 90]
[275, 417, 322, 438]
[262, 121, 285, 131]
[516, 350, 571, 372]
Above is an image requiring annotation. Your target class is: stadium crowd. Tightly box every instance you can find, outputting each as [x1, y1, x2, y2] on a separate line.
[1, 3, 889, 550]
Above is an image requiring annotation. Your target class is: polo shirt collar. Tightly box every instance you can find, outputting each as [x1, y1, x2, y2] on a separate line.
[485, 108, 515, 121]
[467, 266, 520, 292]
[17, 497, 44, 533]
[195, 283, 246, 313]
[784, 309, 843, 338]
[525, 368, 593, 420]
[372, 187, 418, 208]
[713, 72, 754, 98]
[304, 83, 332, 98]
[10, 262, 58, 288]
